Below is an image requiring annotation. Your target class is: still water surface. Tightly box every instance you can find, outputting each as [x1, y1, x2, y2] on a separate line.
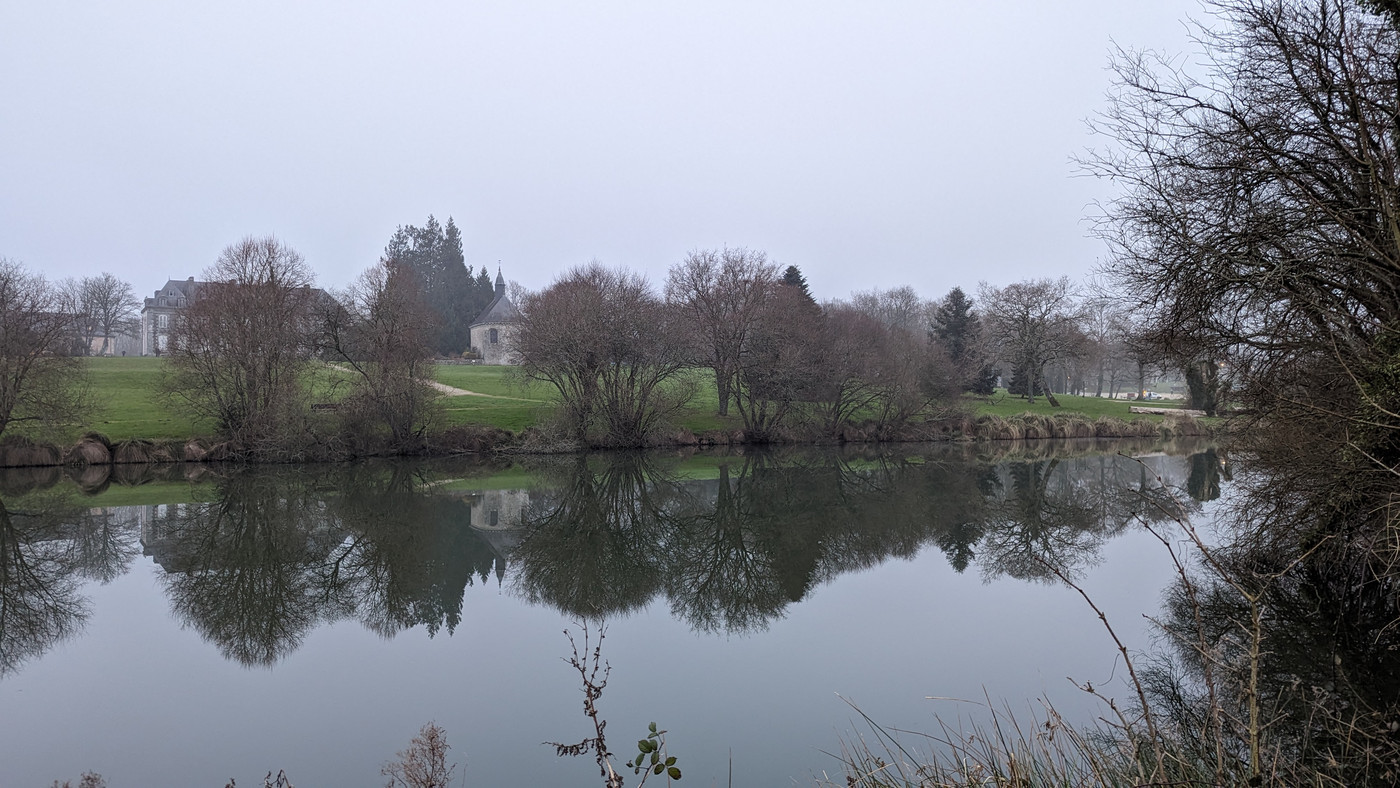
[0, 440, 1225, 786]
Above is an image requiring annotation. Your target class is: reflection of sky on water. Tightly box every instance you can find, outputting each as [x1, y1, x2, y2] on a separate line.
[0, 444, 1220, 786]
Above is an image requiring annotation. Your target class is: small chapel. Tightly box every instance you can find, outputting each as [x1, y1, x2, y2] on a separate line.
[468, 269, 520, 365]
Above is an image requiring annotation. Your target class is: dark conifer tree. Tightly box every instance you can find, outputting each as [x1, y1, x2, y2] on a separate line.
[932, 287, 996, 394]
[383, 215, 475, 354]
[780, 265, 814, 303]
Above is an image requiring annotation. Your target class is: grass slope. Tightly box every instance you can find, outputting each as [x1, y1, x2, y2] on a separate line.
[78, 357, 207, 441]
[973, 390, 1177, 421]
[66, 358, 1180, 444]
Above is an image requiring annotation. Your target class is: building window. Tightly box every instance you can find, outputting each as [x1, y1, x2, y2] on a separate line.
[489, 328, 499, 344]
[157, 314, 169, 329]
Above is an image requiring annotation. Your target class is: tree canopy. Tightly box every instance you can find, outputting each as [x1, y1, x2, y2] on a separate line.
[383, 216, 495, 355]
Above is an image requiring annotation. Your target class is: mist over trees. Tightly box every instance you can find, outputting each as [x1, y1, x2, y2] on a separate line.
[383, 216, 496, 355]
[57, 273, 139, 356]
[1087, 0, 1400, 426]
[517, 246, 1174, 446]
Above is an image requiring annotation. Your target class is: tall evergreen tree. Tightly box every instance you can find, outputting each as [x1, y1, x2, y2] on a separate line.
[474, 266, 492, 301]
[932, 288, 975, 361]
[383, 215, 475, 354]
[780, 265, 814, 303]
[932, 287, 996, 394]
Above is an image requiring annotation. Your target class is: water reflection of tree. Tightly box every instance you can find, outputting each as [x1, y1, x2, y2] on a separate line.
[0, 444, 1221, 671]
[512, 451, 947, 633]
[321, 463, 499, 638]
[154, 463, 510, 665]
[1146, 454, 1400, 785]
[511, 447, 1210, 633]
[662, 456, 826, 633]
[158, 473, 345, 666]
[512, 455, 667, 618]
[0, 491, 138, 677]
[939, 453, 1196, 582]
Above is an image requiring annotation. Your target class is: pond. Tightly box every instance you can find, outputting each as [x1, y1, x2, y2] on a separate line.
[0, 439, 1228, 786]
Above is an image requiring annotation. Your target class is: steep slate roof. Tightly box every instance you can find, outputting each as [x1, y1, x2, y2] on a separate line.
[470, 292, 519, 326]
[145, 278, 204, 306]
[470, 270, 519, 326]
[143, 277, 336, 313]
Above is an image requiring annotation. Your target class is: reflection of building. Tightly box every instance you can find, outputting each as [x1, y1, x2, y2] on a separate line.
[137, 502, 201, 571]
[468, 271, 520, 365]
[466, 489, 528, 561]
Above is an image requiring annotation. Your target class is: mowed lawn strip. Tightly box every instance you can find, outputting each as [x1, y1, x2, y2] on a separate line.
[972, 391, 1178, 421]
[432, 364, 552, 432]
[68, 359, 1183, 444]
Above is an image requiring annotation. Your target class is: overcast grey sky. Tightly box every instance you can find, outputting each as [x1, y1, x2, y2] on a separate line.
[1, 1, 1200, 302]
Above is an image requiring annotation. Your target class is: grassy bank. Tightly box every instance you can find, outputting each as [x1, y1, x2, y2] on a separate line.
[27, 358, 1207, 465]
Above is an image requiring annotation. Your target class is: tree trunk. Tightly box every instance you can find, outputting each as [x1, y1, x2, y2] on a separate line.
[1038, 366, 1061, 407]
[715, 368, 730, 416]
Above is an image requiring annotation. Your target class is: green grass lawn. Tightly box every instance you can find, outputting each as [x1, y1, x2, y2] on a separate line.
[64, 359, 1186, 445]
[971, 390, 1178, 421]
[431, 364, 746, 434]
[432, 364, 553, 432]
[82, 480, 220, 506]
[77, 357, 210, 441]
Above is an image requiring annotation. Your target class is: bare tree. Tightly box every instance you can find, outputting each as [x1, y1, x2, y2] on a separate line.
[978, 277, 1088, 407]
[54, 278, 95, 355]
[732, 279, 826, 440]
[163, 237, 319, 454]
[1079, 295, 1135, 399]
[665, 248, 778, 416]
[0, 259, 88, 439]
[519, 264, 692, 445]
[323, 258, 440, 449]
[382, 722, 456, 788]
[816, 306, 958, 436]
[80, 273, 139, 356]
[848, 285, 927, 335]
[1085, 0, 1400, 422]
[814, 306, 888, 434]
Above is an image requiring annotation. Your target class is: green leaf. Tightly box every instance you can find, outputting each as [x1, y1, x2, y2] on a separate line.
[653, 762, 665, 775]
[650, 751, 660, 765]
[667, 766, 682, 780]
[649, 722, 658, 733]
[665, 756, 676, 766]
[638, 739, 654, 753]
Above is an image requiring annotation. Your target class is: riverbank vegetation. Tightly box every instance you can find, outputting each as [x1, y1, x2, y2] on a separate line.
[1, 356, 1200, 470]
[3, 221, 1207, 461]
[814, 0, 1400, 785]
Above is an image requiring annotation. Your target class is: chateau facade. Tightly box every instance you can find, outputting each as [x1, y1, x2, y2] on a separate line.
[139, 277, 201, 355]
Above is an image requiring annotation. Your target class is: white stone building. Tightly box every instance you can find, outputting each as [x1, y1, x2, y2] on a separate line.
[139, 277, 202, 356]
[468, 271, 520, 365]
